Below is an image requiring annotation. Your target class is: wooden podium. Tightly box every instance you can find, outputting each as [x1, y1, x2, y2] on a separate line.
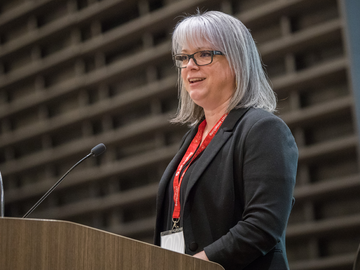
[0, 217, 224, 270]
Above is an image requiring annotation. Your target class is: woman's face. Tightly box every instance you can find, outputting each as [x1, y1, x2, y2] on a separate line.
[181, 44, 235, 111]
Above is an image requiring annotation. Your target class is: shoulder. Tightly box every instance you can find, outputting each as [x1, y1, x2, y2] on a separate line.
[233, 107, 289, 133]
[231, 108, 297, 151]
[244, 107, 284, 123]
[242, 108, 298, 153]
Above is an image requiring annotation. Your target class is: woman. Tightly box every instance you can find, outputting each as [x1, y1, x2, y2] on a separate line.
[154, 10, 298, 270]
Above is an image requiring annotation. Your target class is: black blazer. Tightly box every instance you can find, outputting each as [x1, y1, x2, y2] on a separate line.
[154, 108, 298, 270]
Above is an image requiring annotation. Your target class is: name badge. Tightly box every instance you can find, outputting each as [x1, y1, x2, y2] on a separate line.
[161, 227, 185, 254]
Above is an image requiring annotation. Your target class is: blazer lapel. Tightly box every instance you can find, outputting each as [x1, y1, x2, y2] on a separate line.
[183, 129, 232, 203]
[183, 108, 250, 207]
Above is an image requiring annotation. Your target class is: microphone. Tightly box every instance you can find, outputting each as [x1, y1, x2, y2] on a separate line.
[91, 143, 106, 157]
[22, 143, 106, 218]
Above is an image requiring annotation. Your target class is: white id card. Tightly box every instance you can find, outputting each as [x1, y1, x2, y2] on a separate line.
[160, 227, 185, 254]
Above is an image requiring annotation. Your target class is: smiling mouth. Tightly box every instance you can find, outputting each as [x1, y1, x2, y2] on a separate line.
[189, 78, 206, 84]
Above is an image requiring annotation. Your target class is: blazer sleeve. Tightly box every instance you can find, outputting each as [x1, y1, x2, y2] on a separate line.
[203, 115, 298, 268]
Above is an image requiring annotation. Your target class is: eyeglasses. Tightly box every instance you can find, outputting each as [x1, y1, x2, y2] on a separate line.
[173, 50, 224, 68]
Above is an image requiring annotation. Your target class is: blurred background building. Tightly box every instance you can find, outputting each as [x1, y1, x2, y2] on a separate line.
[0, 0, 359, 269]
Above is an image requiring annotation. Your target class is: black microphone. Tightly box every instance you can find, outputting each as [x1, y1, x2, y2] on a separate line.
[91, 143, 106, 157]
[22, 143, 106, 218]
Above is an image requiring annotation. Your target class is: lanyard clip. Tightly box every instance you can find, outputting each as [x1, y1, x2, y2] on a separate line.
[172, 218, 180, 230]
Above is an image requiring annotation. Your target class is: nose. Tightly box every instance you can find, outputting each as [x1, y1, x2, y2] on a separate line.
[186, 58, 199, 69]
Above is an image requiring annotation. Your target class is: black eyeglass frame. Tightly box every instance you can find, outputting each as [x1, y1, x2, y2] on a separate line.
[173, 50, 224, 68]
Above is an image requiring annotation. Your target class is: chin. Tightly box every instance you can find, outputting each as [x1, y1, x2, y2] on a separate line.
[188, 93, 206, 105]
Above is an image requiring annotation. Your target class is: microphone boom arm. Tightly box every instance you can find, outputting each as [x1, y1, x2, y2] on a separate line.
[23, 153, 92, 218]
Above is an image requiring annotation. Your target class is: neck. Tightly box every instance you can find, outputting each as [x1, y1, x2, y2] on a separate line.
[203, 99, 230, 130]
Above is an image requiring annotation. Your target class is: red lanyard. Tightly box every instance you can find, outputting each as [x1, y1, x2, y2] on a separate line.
[172, 114, 228, 220]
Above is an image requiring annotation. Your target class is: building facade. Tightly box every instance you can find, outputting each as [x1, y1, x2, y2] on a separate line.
[1, 0, 359, 269]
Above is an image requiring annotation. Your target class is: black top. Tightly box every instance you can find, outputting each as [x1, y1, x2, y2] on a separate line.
[163, 150, 203, 231]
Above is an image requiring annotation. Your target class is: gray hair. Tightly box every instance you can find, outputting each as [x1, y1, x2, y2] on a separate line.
[171, 10, 277, 125]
